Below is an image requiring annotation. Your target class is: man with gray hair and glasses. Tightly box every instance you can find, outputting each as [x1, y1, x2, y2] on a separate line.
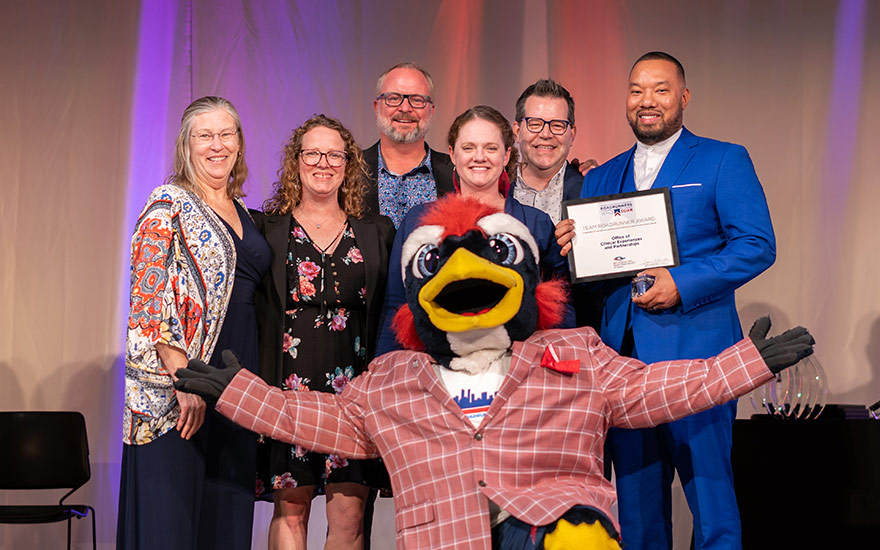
[363, 62, 455, 227]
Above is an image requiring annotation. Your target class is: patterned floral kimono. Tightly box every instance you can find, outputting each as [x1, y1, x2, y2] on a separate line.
[124, 184, 237, 444]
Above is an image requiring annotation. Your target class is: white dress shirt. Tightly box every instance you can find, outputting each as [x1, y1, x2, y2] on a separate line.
[633, 128, 682, 190]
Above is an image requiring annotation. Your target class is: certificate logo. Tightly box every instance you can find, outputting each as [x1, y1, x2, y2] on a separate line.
[612, 257, 635, 268]
[599, 200, 635, 223]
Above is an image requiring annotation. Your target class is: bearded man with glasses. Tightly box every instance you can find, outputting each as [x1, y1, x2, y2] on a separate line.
[555, 52, 777, 550]
[363, 62, 455, 228]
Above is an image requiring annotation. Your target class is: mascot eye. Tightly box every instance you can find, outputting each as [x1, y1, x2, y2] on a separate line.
[487, 233, 523, 266]
[412, 244, 441, 279]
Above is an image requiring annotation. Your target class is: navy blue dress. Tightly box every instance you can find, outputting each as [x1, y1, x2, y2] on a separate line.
[209, 201, 270, 375]
[117, 202, 270, 550]
[200, 201, 271, 546]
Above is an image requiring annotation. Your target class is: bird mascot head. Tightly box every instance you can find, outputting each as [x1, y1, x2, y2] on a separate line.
[392, 195, 568, 372]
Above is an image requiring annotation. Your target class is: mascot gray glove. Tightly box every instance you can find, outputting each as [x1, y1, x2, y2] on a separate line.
[748, 316, 815, 374]
[173, 350, 242, 403]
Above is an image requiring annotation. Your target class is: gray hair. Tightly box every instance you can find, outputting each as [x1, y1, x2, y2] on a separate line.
[375, 62, 435, 98]
[167, 96, 248, 199]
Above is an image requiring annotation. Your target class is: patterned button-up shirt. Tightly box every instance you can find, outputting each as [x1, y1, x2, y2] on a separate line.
[512, 163, 567, 224]
[216, 328, 771, 549]
[377, 142, 438, 228]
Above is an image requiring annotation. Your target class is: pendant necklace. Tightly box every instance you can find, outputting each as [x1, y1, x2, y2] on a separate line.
[296, 207, 339, 229]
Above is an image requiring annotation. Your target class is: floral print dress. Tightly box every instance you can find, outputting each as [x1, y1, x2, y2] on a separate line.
[257, 217, 388, 497]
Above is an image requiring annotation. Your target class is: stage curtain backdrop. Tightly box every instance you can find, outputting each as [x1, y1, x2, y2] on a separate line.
[1, 1, 877, 548]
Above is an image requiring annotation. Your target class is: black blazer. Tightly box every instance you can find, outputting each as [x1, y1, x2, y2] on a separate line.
[362, 141, 456, 215]
[252, 210, 396, 386]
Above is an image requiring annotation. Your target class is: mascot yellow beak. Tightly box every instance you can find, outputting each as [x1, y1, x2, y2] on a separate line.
[543, 519, 621, 550]
[418, 247, 524, 333]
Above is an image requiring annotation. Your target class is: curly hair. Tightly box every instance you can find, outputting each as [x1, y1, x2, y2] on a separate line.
[446, 105, 520, 181]
[166, 96, 248, 199]
[263, 115, 368, 217]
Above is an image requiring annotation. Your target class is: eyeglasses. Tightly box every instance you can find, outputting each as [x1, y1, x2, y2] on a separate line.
[300, 149, 348, 167]
[191, 129, 239, 144]
[521, 117, 571, 135]
[376, 93, 433, 109]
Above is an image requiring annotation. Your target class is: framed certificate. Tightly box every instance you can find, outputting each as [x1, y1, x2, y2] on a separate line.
[562, 188, 679, 283]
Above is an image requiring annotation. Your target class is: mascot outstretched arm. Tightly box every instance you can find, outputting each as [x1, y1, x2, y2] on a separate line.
[176, 195, 813, 550]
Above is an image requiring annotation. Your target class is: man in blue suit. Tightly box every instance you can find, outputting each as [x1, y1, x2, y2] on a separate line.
[558, 52, 776, 549]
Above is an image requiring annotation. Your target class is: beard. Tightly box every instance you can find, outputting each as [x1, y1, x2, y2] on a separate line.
[377, 113, 431, 144]
[628, 107, 684, 144]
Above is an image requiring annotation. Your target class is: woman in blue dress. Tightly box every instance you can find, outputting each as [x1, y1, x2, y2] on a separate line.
[118, 96, 270, 550]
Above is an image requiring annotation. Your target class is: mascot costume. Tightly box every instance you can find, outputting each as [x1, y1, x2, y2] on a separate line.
[175, 195, 813, 550]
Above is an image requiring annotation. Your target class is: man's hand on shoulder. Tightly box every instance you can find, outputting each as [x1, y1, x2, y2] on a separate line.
[570, 157, 599, 177]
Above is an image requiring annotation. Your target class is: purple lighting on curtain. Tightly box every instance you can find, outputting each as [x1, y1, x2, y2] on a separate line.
[115, 0, 188, 523]
[821, 0, 865, 212]
[123, 0, 187, 223]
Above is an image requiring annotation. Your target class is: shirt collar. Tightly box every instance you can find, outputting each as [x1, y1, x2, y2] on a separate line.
[377, 141, 433, 176]
[514, 162, 567, 192]
[635, 127, 682, 157]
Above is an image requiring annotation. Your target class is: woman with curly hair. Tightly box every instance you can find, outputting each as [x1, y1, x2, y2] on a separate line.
[254, 114, 394, 549]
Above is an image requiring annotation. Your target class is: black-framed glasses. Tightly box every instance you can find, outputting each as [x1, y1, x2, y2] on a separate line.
[376, 93, 433, 109]
[300, 149, 348, 167]
[521, 117, 571, 135]
[191, 129, 239, 144]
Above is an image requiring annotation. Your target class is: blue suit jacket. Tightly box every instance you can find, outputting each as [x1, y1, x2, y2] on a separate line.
[582, 127, 776, 362]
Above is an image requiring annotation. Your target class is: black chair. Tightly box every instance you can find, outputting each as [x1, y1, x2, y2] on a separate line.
[0, 411, 96, 550]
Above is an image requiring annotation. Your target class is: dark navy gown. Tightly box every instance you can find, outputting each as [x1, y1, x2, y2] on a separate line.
[200, 201, 270, 547]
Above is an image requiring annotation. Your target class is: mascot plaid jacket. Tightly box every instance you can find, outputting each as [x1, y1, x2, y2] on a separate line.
[216, 327, 772, 550]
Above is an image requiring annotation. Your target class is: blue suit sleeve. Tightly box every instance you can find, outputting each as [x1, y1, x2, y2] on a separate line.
[669, 144, 776, 313]
[531, 209, 576, 328]
[375, 212, 413, 356]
